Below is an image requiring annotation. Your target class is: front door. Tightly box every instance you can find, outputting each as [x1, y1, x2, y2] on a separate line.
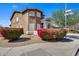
[29, 23, 35, 34]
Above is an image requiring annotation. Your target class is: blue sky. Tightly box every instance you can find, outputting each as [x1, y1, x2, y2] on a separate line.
[0, 3, 79, 27]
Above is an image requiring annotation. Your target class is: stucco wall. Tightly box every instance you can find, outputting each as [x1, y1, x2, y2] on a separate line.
[22, 12, 29, 34]
[10, 13, 22, 28]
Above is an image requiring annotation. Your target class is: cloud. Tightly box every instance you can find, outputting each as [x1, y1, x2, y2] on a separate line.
[12, 5, 17, 8]
[12, 5, 18, 10]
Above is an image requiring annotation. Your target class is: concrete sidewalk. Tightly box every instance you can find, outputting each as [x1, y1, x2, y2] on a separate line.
[0, 41, 79, 56]
[67, 33, 79, 36]
[0, 33, 79, 56]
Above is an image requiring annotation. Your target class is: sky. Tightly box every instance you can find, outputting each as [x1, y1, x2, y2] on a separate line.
[0, 3, 79, 27]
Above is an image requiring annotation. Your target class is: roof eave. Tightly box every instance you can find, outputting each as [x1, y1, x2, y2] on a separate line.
[10, 11, 22, 21]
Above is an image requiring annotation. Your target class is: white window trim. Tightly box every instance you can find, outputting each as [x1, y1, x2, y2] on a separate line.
[16, 17, 19, 22]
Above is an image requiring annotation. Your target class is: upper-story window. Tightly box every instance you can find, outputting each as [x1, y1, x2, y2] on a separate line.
[16, 17, 19, 22]
[29, 11, 35, 16]
[37, 12, 41, 17]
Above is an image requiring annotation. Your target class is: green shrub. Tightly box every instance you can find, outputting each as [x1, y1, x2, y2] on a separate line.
[4, 28, 23, 42]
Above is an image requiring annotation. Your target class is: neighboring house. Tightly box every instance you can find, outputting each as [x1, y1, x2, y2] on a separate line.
[41, 19, 59, 28]
[10, 8, 44, 34]
[41, 19, 51, 29]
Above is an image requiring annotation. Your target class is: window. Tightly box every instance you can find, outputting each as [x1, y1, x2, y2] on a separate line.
[29, 18, 36, 23]
[16, 17, 19, 22]
[37, 12, 41, 17]
[47, 24, 50, 28]
[29, 11, 35, 16]
[37, 18, 41, 23]
[40, 23, 43, 28]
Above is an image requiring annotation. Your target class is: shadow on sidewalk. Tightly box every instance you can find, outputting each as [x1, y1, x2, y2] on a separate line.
[12, 38, 31, 43]
[61, 38, 73, 42]
[42, 38, 73, 42]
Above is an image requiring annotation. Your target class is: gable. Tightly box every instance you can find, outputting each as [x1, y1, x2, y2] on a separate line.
[10, 11, 22, 21]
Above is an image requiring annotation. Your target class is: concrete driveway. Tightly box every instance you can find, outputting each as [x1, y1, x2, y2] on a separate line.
[0, 33, 79, 56]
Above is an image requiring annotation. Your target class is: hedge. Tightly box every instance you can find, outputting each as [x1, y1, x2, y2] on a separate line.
[0, 27, 23, 42]
[37, 28, 67, 41]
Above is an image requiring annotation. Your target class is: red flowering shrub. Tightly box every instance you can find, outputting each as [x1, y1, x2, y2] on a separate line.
[37, 28, 67, 41]
[37, 29, 46, 37]
[0, 28, 6, 37]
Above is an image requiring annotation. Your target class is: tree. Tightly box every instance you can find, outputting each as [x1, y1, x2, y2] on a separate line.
[48, 9, 79, 28]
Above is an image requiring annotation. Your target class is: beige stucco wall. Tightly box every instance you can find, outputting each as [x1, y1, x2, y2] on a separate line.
[10, 12, 29, 34]
[22, 12, 29, 34]
[10, 13, 23, 28]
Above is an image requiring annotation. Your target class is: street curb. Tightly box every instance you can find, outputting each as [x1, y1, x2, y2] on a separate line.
[71, 45, 79, 56]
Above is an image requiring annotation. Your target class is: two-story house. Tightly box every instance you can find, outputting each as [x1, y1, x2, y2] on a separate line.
[10, 8, 44, 34]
